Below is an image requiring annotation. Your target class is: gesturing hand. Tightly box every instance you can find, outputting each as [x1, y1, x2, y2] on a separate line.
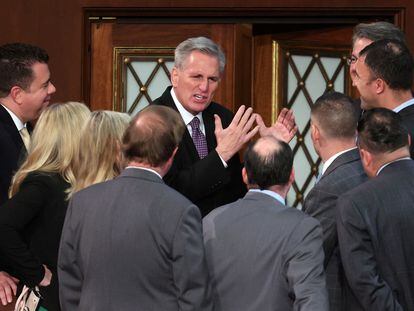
[257, 108, 298, 143]
[0, 271, 19, 306]
[39, 265, 52, 287]
[215, 105, 259, 162]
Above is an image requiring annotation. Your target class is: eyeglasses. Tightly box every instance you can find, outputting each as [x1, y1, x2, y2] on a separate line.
[346, 55, 358, 66]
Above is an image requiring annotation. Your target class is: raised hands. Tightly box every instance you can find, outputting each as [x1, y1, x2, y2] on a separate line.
[0, 271, 19, 306]
[215, 105, 259, 162]
[257, 108, 297, 143]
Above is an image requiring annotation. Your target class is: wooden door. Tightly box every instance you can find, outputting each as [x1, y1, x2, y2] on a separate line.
[86, 20, 252, 114]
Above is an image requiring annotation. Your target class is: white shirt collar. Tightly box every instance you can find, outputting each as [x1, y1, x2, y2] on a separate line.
[393, 98, 414, 113]
[170, 88, 205, 135]
[321, 147, 357, 175]
[249, 189, 286, 206]
[1, 104, 25, 131]
[125, 166, 162, 179]
[376, 157, 411, 176]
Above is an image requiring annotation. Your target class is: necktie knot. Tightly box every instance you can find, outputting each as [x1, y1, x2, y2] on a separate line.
[189, 117, 200, 130]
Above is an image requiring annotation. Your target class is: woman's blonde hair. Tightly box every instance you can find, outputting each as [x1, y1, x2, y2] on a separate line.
[69, 110, 130, 196]
[9, 102, 91, 197]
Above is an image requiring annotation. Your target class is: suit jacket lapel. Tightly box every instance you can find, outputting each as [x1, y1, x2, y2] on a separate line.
[0, 104, 25, 150]
[202, 108, 217, 152]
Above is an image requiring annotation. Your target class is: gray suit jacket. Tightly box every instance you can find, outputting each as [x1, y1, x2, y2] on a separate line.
[337, 159, 414, 311]
[303, 148, 368, 311]
[203, 191, 328, 311]
[58, 168, 213, 311]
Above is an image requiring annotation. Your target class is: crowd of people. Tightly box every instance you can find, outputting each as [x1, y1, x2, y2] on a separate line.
[0, 21, 413, 311]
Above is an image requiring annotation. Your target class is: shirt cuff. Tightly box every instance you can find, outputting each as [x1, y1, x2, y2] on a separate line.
[218, 153, 228, 168]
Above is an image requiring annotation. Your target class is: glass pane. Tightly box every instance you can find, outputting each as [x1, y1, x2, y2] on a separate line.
[291, 55, 312, 77]
[304, 129, 318, 162]
[306, 64, 326, 103]
[287, 63, 297, 102]
[334, 67, 345, 92]
[320, 57, 341, 79]
[147, 67, 172, 100]
[126, 68, 140, 113]
[293, 146, 311, 190]
[131, 96, 150, 116]
[131, 61, 157, 84]
[290, 90, 310, 133]
[286, 187, 296, 208]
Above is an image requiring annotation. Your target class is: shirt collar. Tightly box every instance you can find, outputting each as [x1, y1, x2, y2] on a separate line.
[249, 189, 285, 206]
[125, 166, 162, 179]
[170, 88, 204, 132]
[322, 147, 357, 175]
[1, 104, 25, 131]
[376, 157, 411, 176]
[393, 98, 414, 113]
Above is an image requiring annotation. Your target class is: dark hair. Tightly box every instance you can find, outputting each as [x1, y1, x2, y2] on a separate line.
[359, 39, 414, 90]
[352, 21, 406, 46]
[0, 43, 49, 97]
[357, 108, 408, 154]
[311, 91, 359, 139]
[122, 105, 185, 166]
[244, 137, 293, 190]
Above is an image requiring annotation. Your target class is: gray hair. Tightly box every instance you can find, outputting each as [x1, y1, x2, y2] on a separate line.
[174, 37, 226, 74]
[352, 21, 406, 46]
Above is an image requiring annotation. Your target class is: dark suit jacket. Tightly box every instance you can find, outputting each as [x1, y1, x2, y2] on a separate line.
[58, 168, 213, 311]
[398, 104, 414, 158]
[337, 159, 414, 311]
[303, 148, 368, 311]
[0, 172, 70, 310]
[0, 104, 27, 206]
[203, 191, 328, 311]
[152, 87, 246, 216]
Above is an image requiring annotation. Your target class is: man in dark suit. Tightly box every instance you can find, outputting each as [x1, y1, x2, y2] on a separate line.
[0, 43, 56, 308]
[153, 37, 296, 216]
[337, 108, 414, 310]
[203, 136, 328, 311]
[58, 105, 213, 311]
[302, 91, 368, 310]
[353, 39, 414, 158]
[0, 43, 56, 206]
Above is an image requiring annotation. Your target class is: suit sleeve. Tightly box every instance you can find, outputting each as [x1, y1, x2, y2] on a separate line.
[285, 217, 329, 311]
[58, 198, 83, 311]
[0, 176, 47, 286]
[303, 188, 338, 267]
[336, 195, 403, 310]
[171, 204, 213, 311]
[164, 149, 242, 203]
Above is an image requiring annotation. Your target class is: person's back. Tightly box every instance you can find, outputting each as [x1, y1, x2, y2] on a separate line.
[203, 137, 327, 311]
[63, 169, 211, 310]
[59, 105, 213, 311]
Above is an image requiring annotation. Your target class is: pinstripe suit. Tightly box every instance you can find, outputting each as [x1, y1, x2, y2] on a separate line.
[303, 148, 368, 311]
[337, 159, 414, 311]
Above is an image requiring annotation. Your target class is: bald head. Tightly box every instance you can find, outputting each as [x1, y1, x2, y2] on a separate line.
[244, 137, 293, 190]
[122, 105, 185, 167]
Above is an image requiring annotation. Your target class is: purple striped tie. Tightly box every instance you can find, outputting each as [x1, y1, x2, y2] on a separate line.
[189, 117, 208, 159]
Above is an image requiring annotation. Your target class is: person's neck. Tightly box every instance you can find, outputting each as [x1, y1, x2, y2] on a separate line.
[319, 138, 356, 163]
[127, 161, 165, 177]
[0, 97, 24, 123]
[379, 89, 412, 110]
[373, 147, 411, 175]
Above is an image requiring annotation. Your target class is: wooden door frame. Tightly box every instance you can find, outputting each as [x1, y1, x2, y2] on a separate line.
[82, 7, 404, 108]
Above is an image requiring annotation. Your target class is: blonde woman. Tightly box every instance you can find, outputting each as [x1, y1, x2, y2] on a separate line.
[0, 102, 90, 311]
[70, 110, 130, 195]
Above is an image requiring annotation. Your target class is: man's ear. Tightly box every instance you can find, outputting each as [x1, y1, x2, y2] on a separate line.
[311, 122, 320, 142]
[171, 67, 179, 87]
[375, 78, 385, 95]
[359, 147, 374, 176]
[288, 167, 295, 185]
[10, 86, 24, 104]
[242, 167, 249, 186]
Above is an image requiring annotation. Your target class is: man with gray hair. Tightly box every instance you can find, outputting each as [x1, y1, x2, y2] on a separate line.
[153, 36, 296, 216]
[349, 21, 406, 84]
